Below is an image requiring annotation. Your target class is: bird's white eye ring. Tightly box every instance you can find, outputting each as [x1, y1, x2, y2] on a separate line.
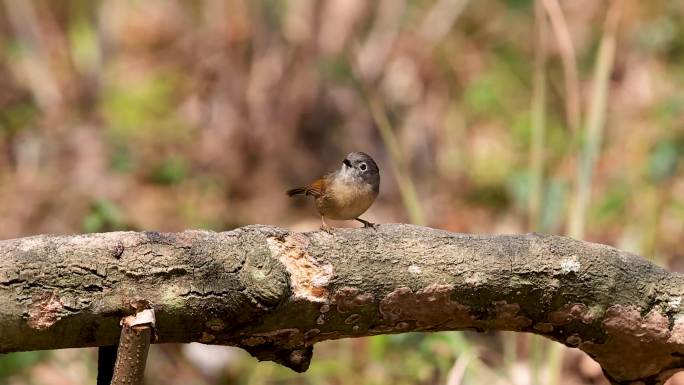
[359, 163, 367, 171]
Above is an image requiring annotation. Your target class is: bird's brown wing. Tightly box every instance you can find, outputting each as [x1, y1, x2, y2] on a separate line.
[304, 178, 326, 198]
[286, 174, 329, 198]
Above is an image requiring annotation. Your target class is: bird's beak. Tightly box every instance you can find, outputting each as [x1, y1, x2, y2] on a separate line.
[343, 159, 352, 168]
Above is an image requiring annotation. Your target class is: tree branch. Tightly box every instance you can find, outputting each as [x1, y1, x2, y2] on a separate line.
[0, 224, 682, 384]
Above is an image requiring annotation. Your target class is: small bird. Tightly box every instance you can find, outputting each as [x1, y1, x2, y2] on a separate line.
[287, 152, 380, 230]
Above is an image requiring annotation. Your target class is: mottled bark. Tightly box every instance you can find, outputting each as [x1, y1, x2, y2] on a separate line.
[0, 224, 682, 385]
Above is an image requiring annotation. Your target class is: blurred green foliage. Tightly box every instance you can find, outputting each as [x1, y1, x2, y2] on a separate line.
[150, 155, 189, 185]
[103, 71, 186, 141]
[83, 199, 124, 232]
[0, 352, 48, 379]
[648, 140, 681, 182]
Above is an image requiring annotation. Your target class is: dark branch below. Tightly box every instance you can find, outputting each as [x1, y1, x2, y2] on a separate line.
[0, 224, 682, 385]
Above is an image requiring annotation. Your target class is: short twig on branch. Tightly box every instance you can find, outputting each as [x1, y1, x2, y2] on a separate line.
[0, 224, 682, 385]
[111, 305, 155, 385]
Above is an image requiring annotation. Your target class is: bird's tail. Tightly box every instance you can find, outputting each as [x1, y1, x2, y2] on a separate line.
[286, 187, 307, 197]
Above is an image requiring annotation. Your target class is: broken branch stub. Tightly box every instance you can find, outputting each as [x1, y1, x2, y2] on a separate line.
[110, 306, 155, 385]
[0, 225, 682, 384]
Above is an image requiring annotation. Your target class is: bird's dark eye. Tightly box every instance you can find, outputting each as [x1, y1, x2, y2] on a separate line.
[359, 163, 367, 171]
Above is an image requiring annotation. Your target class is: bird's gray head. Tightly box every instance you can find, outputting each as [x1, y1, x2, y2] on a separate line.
[340, 152, 380, 193]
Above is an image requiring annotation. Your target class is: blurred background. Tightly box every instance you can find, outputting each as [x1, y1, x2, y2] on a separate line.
[1, 0, 683, 384]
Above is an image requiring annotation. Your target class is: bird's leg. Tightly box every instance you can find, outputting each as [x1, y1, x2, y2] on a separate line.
[320, 216, 333, 233]
[355, 217, 377, 229]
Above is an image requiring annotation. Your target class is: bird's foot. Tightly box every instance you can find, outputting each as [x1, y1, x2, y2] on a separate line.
[320, 217, 334, 234]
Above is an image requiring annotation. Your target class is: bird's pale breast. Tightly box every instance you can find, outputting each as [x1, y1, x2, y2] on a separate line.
[315, 179, 377, 220]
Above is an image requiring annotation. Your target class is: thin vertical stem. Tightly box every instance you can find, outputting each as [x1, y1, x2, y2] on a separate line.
[530, 335, 545, 385]
[502, 332, 518, 380]
[528, 4, 548, 383]
[367, 93, 427, 225]
[555, 2, 623, 385]
[97, 346, 118, 385]
[3, 0, 63, 111]
[541, 0, 582, 134]
[567, 0, 622, 240]
[528, 0, 548, 232]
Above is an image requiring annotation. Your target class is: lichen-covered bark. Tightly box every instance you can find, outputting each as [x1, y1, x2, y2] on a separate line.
[0, 224, 682, 385]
